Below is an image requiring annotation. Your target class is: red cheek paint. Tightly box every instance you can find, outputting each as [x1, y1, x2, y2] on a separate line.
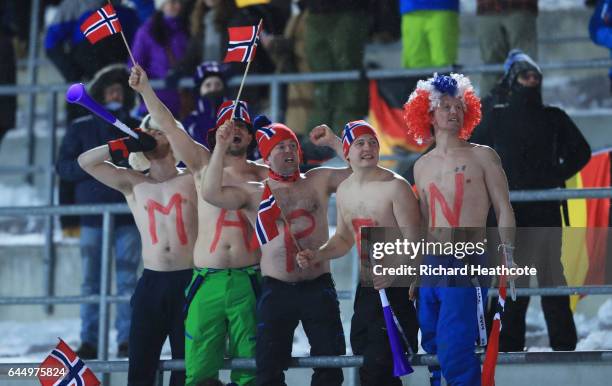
[351, 218, 377, 261]
[210, 209, 252, 253]
[284, 209, 316, 272]
[428, 173, 464, 227]
[147, 193, 188, 245]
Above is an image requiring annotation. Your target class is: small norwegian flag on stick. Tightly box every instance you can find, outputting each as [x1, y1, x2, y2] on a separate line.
[80, 1, 136, 65]
[224, 19, 263, 111]
[38, 338, 100, 386]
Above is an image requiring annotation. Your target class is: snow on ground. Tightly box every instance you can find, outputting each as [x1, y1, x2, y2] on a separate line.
[0, 183, 43, 207]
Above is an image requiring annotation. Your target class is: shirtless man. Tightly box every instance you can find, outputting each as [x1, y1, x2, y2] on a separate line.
[404, 73, 516, 386]
[201, 116, 350, 386]
[78, 114, 196, 386]
[295, 120, 420, 386]
[129, 64, 267, 386]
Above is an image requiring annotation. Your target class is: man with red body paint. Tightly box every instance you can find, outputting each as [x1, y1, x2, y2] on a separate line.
[405, 73, 516, 386]
[296, 120, 420, 386]
[202, 116, 351, 386]
[129, 65, 268, 386]
[78, 112, 196, 385]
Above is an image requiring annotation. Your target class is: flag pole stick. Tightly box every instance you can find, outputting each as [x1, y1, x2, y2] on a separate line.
[107, 0, 136, 66]
[232, 19, 263, 111]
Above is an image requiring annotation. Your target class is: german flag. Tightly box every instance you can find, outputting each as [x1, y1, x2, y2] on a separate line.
[562, 150, 611, 309]
[368, 78, 428, 164]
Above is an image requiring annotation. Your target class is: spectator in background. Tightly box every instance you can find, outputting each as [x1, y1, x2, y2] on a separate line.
[226, 0, 289, 114]
[400, 0, 459, 69]
[261, 1, 313, 140]
[0, 0, 18, 146]
[181, 61, 229, 148]
[302, 0, 370, 162]
[477, 0, 539, 95]
[471, 50, 589, 352]
[131, 0, 189, 118]
[56, 64, 142, 359]
[184, 0, 236, 67]
[45, 0, 140, 122]
[589, 0, 612, 93]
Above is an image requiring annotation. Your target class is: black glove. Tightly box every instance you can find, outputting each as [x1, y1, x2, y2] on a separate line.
[107, 129, 157, 164]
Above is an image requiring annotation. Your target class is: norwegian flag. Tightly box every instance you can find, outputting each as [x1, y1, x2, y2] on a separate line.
[255, 183, 281, 246]
[80, 4, 122, 44]
[224, 21, 262, 63]
[38, 338, 100, 386]
[482, 277, 507, 386]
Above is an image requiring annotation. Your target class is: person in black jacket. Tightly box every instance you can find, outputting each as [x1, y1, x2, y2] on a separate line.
[471, 50, 590, 352]
[56, 64, 142, 359]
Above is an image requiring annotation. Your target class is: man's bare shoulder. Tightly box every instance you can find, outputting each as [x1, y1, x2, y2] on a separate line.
[247, 160, 269, 179]
[468, 143, 502, 165]
[336, 173, 355, 196]
[414, 152, 434, 177]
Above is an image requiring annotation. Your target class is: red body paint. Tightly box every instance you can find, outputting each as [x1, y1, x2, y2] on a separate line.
[284, 209, 316, 272]
[428, 173, 464, 227]
[351, 218, 377, 261]
[209, 209, 252, 253]
[147, 193, 187, 245]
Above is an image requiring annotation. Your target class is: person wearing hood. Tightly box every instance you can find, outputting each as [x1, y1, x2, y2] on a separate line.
[471, 50, 590, 352]
[181, 61, 229, 149]
[131, 0, 189, 118]
[56, 64, 142, 359]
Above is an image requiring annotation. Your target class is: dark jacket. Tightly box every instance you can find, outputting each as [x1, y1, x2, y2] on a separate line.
[56, 112, 139, 227]
[470, 86, 591, 226]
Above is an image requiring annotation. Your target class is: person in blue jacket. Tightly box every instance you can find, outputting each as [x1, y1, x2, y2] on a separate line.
[56, 64, 142, 359]
[589, 0, 612, 92]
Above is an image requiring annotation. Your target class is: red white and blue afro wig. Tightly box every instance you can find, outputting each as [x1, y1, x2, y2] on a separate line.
[403, 73, 481, 145]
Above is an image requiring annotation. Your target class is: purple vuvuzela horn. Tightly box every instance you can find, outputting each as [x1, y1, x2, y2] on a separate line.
[66, 83, 138, 138]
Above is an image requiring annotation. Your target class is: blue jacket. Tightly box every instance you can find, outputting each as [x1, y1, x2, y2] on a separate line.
[44, 0, 138, 50]
[56, 113, 138, 228]
[399, 0, 459, 14]
[589, 0, 612, 42]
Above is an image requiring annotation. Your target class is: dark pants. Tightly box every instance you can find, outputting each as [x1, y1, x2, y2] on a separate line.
[350, 285, 418, 386]
[499, 204, 577, 351]
[128, 269, 192, 386]
[256, 273, 346, 386]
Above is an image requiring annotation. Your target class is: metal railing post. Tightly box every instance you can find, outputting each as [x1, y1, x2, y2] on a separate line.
[98, 211, 114, 386]
[43, 91, 58, 315]
[270, 79, 281, 122]
[25, 0, 41, 184]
